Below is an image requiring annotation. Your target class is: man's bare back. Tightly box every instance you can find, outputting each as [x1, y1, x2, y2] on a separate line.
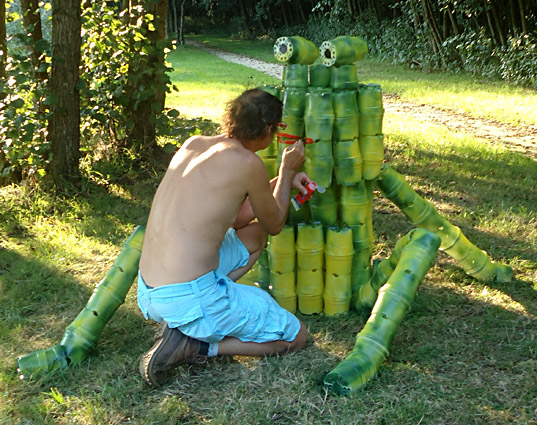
[139, 133, 307, 287]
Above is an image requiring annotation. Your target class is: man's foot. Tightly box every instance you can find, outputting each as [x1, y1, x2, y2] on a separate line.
[139, 326, 207, 388]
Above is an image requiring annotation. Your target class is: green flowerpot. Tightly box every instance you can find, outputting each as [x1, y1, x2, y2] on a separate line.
[360, 135, 384, 180]
[333, 90, 359, 116]
[282, 88, 307, 115]
[306, 88, 334, 116]
[334, 139, 361, 162]
[279, 113, 304, 142]
[298, 293, 324, 315]
[296, 221, 324, 251]
[357, 84, 383, 109]
[306, 140, 333, 161]
[325, 226, 354, 256]
[304, 157, 334, 188]
[320, 36, 368, 67]
[297, 269, 324, 295]
[359, 109, 384, 136]
[309, 185, 338, 226]
[283, 64, 309, 88]
[269, 225, 295, 253]
[274, 36, 319, 65]
[268, 249, 296, 273]
[333, 116, 359, 140]
[17, 344, 68, 379]
[331, 65, 358, 90]
[304, 117, 334, 142]
[334, 157, 363, 186]
[309, 64, 332, 87]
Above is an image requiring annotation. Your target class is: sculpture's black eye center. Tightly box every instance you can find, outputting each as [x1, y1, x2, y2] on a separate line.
[324, 50, 332, 59]
[280, 45, 288, 54]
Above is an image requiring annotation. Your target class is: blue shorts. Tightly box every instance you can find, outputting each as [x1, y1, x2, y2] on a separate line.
[137, 228, 301, 344]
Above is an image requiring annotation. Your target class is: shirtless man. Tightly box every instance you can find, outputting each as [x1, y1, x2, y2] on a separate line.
[137, 89, 310, 388]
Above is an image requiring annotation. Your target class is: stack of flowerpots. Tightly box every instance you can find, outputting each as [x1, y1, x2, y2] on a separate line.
[324, 227, 354, 315]
[296, 222, 325, 314]
[268, 226, 297, 313]
[253, 35, 384, 316]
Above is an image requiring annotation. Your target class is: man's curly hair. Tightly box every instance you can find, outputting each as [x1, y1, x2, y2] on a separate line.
[222, 89, 283, 142]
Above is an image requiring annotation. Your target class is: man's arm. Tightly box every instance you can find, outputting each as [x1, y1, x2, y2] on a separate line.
[247, 141, 306, 235]
[233, 176, 278, 229]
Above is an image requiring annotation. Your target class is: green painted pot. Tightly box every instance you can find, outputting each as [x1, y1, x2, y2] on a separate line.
[283, 64, 309, 88]
[359, 110, 384, 136]
[309, 185, 338, 226]
[282, 88, 307, 115]
[360, 135, 384, 180]
[304, 117, 334, 142]
[331, 65, 358, 90]
[297, 269, 324, 295]
[268, 249, 296, 273]
[272, 293, 297, 314]
[334, 139, 361, 162]
[333, 90, 359, 116]
[298, 293, 324, 315]
[353, 248, 372, 270]
[351, 266, 371, 304]
[304, 158, 333, 188]
[325, 226, 354, 256]
[258, 265, 270, 290]
[350, 222, 373, 251]
[306, 88, 334, 116]
[306, 140, 333, 162]
[270, 270, 296, 293]
[17, 344, 68, 379]
[279, 113, 304, 141]
[258, 84, 282, 99]
[326, 254, 354, 276]
[296, 221, 324, 251]
[310, 64, 332, 87]
[334, 116, 359, 140]
[334, 157, 362, 186]
[297, 248, 324, 271]
[357, 84, 383, 110]
[320, 36, 368, 67]
[269, 225, 295, 253]
[274, 36, 319, 65]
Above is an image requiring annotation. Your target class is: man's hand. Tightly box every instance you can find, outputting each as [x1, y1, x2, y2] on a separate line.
[292, 172, 313, 195]
[281, 140, 305, 173]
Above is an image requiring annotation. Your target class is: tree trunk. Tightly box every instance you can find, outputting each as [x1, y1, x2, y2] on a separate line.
[125, 0, 167, 153]
[409, 0, 422, 35]
[179, 0, 185, 45]
[47, 0, 81, 183]
[19, 0, 47, 81]
[0, 0, 6, 81]
[445, 2, 460, 36]
[280, 1, 289, 27]
[517, 0, 528, 36]
[484, 0, 499, 46]
[420, 0, 443, 56]
[491, 2, 506, 46]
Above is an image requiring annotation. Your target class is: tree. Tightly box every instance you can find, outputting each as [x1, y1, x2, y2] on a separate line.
[47, 0, 82, 183]
[19, 0, 47, 81]
[0, 0, 6, 82]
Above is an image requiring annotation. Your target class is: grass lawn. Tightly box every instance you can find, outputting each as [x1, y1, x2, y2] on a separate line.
[1, 38, 536, 425]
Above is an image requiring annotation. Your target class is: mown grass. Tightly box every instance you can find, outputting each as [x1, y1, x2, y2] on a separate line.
[1, 39, 537, 425]
[192, 35, 537, 127]
[166, 43, 279, 122]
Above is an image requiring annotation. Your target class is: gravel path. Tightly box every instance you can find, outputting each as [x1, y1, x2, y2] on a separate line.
[187, 40, 537, 158]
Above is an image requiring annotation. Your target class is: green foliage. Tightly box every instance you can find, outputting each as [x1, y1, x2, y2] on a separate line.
[0, 4, 51, 184]
[80, 2, 178, 153]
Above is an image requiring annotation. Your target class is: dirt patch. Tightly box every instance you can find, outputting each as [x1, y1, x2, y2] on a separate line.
[186, 40, 537, 158]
